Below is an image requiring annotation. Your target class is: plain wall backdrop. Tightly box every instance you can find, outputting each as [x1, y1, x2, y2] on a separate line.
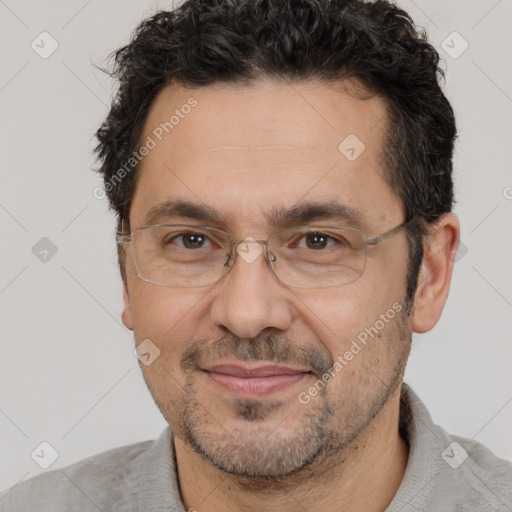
[1, 0, 511, 492]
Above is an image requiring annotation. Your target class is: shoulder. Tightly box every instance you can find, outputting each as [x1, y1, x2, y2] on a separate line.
[392, 385, 512, 511]
[451, 434, 512, 508]
[0, 437, 158, 512]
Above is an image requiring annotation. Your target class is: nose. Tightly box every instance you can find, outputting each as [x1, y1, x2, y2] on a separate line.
[210, 240, 293, 339]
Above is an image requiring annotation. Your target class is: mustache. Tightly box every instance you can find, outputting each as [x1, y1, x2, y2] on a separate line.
[181, 332, 333, 377]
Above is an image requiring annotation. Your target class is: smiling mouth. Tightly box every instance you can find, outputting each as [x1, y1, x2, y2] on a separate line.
[201, 363, 311, 397]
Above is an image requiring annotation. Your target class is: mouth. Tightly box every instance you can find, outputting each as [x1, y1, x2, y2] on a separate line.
[201, 363, 311, 398]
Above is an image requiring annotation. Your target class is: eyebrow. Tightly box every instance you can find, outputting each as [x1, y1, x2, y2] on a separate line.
[143, 199, 368, 231]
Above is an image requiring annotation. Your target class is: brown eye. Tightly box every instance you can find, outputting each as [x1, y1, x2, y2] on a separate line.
[164, 232, 213, 249]
[304, 232, 330, 250]
[181, 233, 207, 249]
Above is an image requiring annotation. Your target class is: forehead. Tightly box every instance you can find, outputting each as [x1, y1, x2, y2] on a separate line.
[130, 78, 402, 232]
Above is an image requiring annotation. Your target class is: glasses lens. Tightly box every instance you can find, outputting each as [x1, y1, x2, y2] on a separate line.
[129, 225, 367, 288]
[132, 225, 229, 287]
[268, 226, 367, 287]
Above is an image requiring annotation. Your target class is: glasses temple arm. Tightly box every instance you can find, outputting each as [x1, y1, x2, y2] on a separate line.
[365, 218, 415, 245]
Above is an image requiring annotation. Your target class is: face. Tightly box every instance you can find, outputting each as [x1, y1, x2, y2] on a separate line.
[122, 78, 413, 478]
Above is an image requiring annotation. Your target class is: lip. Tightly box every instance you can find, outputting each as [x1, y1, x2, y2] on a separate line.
[202, 363, 310, 397]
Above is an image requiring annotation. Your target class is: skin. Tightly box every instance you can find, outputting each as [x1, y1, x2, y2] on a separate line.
[121, 78, 460, 512]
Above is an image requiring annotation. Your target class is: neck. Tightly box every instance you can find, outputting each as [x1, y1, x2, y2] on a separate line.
[175, 389, 408, 512]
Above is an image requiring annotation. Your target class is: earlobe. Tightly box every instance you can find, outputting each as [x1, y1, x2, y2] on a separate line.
[122, 284, 134, 330]
[411, 213, 460, 333]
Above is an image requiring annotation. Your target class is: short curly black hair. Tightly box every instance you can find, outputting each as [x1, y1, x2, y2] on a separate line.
[94, 0, 456, 310]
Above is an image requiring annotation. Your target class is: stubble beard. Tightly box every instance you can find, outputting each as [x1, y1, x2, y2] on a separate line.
[147, 305, 412, 488]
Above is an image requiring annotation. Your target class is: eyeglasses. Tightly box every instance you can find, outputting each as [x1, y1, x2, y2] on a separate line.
[116, 219, 412, 288]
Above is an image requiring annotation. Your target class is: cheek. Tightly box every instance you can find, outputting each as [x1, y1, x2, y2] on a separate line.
[129, 285, 210, 358]
[132, 292, 205, 404]
[295, 285, 382, 335]
[295, 278, 406, 357]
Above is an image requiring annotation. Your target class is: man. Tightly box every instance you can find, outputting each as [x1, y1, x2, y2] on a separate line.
[1, 0, 511, 510]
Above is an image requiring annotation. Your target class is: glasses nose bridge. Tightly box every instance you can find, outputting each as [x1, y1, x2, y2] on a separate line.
[231, 238, 269, 248]
[225, 237, 275, 269]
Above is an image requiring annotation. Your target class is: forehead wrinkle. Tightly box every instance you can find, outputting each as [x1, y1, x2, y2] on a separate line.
[201, 144, 318, 152]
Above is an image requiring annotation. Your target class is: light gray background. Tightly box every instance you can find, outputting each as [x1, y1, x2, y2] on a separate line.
[1, 0, 511, 492]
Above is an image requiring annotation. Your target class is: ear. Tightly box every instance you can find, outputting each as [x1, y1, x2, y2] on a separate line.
[122, 284, 134, 331]
[412, 213, 460, 333]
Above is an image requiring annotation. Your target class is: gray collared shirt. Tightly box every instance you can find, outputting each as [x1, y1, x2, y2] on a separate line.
[1, 384, 511, 511]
